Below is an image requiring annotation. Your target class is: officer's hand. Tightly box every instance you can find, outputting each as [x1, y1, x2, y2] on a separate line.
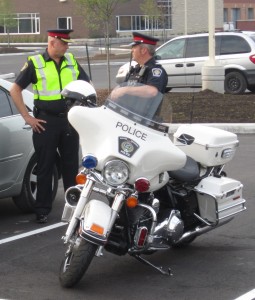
[23, 115, 46, 133]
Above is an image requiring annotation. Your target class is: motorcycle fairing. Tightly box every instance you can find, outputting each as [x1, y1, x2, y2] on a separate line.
[68, 105, 186, 184]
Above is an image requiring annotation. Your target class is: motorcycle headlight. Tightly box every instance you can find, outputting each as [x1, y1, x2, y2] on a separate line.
[103, 160, 129, 186]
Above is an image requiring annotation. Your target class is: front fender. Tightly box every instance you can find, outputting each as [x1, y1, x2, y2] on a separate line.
[80, 199, 113, 245]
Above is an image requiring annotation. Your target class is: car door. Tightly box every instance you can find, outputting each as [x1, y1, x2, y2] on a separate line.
[185, 35, 222, 86]
[155, 37, 188, 87]
[0, 87, 33, 192]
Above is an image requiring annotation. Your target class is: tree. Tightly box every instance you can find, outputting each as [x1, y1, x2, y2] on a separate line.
[0, 0, 16, 47]
[140, 0, 168, 42]
[73, 0, 130, 91]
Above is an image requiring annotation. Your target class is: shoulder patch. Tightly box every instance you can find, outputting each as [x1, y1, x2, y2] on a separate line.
[152, 68, 162, 77]
[20, 62, 28, 72]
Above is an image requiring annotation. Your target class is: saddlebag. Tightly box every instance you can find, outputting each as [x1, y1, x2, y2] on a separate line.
[195, 176, 246, 223]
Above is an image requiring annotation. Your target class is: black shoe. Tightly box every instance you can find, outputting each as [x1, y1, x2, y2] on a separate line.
[36, 214, 48, 224]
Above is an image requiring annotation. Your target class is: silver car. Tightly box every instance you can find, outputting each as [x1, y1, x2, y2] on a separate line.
[0, 78, 59, 212]
[116, 31, 255, 94]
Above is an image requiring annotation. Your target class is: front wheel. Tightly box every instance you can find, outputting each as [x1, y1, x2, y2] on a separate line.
[13, 154, 58, 213]
[59, 237, 98, 288]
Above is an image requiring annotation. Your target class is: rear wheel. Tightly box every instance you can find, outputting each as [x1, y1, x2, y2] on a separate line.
[59, 237, 98, 288]
[224, 71, 247, 94]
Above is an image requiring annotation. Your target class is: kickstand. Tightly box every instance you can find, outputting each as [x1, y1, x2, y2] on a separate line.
[132, 254, 173, 276]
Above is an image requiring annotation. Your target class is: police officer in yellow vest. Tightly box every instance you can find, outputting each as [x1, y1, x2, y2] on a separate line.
[10, 29, 91, 223]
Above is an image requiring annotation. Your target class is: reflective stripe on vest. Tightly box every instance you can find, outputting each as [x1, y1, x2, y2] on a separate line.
[29, 53, 79, 101]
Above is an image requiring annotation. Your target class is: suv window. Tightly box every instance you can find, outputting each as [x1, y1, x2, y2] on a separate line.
[220, 36, 251, 54]
[186, 37, 208, 58]
[156, 38, 186, 60]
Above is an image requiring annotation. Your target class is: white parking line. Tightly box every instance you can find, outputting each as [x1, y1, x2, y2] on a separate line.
[0, 222, 67, 245]
[234, 289, 255, 300]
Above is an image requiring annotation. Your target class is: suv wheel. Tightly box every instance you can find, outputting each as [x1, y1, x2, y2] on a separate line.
[224, 71, 247, 94]
[13, 154, 58, 213]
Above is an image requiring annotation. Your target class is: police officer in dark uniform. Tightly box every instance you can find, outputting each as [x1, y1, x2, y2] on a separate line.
[113, 32, 168, 119]
[10, 29, 91, 223]
[125, 32, 168, 93]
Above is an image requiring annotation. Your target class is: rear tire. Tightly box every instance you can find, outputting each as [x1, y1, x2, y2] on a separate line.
[224, 71, 247, 94]
[59, 237, 98, 288]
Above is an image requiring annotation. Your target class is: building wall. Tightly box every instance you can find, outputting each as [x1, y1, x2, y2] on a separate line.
[172, 0, 224, 35]
[4, 0, 225, 40]
[10, 0, 88, 39]
[224, 0, 255, 30]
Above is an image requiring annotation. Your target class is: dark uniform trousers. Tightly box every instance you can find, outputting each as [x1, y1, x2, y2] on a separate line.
[33, 112, 79, 215]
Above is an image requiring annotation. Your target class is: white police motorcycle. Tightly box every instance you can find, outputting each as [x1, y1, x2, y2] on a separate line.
[58, 81, 246, 288]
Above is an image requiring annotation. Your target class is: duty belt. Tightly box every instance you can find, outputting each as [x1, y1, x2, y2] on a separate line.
[35, 108, 67, 118]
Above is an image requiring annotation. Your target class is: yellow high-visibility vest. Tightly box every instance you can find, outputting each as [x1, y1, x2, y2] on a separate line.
[29, 53, 79, 101]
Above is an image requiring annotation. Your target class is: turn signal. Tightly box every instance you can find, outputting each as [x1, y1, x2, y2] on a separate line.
[90, 223, 104, 235]
[134, 177, 150, 192]
[126, 195, 138, 208]
[76, 173, 87, 184]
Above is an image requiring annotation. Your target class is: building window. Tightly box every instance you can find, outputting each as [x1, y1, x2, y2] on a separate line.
[116, 14, 171, 32]
[224, 8, 228, 22]
[231, 8, 241, 22]
[116, 0, 171, 32]
[248, 8, 254, 20]
[0, 13, 40, 34]
[57, 17, 72, 30]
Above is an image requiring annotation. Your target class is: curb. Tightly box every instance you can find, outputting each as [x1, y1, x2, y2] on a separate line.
[167, 123, 255, 134]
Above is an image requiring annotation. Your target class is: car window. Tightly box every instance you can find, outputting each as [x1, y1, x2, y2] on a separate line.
[156, 38, 186, 60]
[220, 36, 251, 54]
[0, 87, 20, 117]
[186, 37, 209, 58]
[0, 88, 12, 118]
[9, 95, 19, 115]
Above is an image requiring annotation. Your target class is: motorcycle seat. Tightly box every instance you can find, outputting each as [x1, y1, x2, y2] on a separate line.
[168, 156, 200, 182]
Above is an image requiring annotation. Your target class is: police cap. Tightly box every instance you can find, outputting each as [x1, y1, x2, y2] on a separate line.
[130, 32, 159, 46]
[47, 29, 73, 43]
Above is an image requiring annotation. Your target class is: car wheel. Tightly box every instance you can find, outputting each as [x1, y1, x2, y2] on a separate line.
[224, 71, 247, 94]
[13, 154, 58, 213]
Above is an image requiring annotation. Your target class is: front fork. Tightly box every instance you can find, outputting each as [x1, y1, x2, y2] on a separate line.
[63, 178, 128, 244]
[63, 178, 95, 243]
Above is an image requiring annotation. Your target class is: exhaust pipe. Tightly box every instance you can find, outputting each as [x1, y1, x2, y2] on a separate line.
[176, 217, 233, 244]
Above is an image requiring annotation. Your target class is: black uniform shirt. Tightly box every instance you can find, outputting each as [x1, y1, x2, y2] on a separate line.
[15, 50, 90, 113]
[126, 57, 168, 93]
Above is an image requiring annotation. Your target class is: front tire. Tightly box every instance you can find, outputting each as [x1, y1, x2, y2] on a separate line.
[59, 237, 98, 288]
[13, 154, 58, 213]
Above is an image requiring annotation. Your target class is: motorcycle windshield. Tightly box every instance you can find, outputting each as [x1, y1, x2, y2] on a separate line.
[105, 83, 170, 134]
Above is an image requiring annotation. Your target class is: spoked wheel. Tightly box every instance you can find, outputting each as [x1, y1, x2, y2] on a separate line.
[59, 237, 98, 288]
